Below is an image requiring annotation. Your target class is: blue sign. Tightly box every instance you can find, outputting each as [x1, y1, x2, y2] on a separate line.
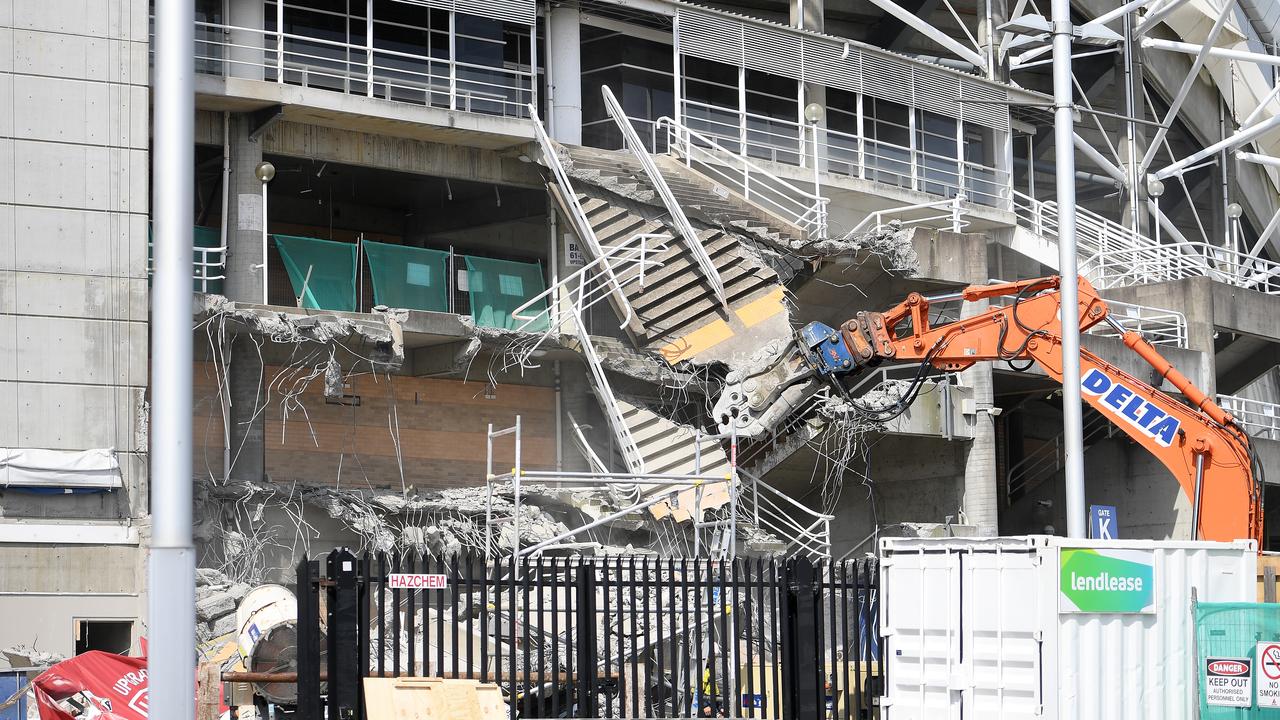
[1090, 505, 1118, 539]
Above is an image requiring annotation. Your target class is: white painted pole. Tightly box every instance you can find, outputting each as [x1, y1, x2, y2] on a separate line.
[150, 1, 196, 719]
[261, 182, 269, 304]
[1052, 0, 1087, 538]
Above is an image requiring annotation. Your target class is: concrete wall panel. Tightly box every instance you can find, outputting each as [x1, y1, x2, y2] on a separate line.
[11, 0, 146, 43]
[11, 141, 147, 213]
[0, 381, 15, 447]
[0, 594, 142, 659]
[9, 206, 144, 278]
[7, 316, 147, 386]
[4, 272, 147, 320]
[0, 140, 12, 204]
[13, 382, 142, 450]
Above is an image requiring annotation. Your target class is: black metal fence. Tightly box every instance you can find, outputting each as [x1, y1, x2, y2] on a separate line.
[297, 550, 880, 719]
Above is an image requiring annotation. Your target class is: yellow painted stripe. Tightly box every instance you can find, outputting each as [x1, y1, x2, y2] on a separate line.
[734, 287, 786, 328]
[659, 318, 735, 364]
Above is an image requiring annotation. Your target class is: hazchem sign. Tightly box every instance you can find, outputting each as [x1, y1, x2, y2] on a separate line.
[1257, 642, 1280, 707]
[1206, 657, 1252, 707]
[1058, 548, 1154, 613]
[388, 573, 449, 590]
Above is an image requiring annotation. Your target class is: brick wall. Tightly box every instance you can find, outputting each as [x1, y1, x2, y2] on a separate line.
[194, 362, 555, 489]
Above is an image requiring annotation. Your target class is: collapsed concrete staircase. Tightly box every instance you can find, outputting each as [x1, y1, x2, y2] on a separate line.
[558, 146, 795, 365]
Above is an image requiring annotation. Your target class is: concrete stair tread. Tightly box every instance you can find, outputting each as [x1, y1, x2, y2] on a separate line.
[629, 262, 761, 315]
[639, 281, 777, 341]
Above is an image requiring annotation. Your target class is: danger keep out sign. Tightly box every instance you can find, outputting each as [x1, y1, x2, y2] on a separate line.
[1258, 642, 1280, 708]
[1206, 657, 1252, 708]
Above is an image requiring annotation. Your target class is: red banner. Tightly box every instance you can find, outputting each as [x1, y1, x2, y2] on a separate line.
[31, 651, 149, 719]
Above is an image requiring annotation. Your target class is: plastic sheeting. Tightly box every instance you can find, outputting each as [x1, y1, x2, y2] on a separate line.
[363, 241, 450, 312]
[1195, 601, 1280, 717]
[0, 448, 122, 490]
[274, 234, 358, 311]
[462, 255, 549, 331]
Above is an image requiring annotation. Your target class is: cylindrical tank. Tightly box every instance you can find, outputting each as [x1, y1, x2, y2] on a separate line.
[236, 585, 300, 705]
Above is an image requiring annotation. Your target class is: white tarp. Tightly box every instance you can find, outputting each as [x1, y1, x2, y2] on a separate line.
[0, 448, 122, 490]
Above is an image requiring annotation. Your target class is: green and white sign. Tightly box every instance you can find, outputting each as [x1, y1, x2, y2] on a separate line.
[1059, 548, 1155, 613]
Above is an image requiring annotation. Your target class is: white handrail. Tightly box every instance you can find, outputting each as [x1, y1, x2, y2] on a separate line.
[737, 468, 832, 559]
[1217, 394, 1280, 440]
[656, 115, 830, 240]
[528, 104, 637, 328]
[601, 86, 729, 311]
[846, 196, 968, 236]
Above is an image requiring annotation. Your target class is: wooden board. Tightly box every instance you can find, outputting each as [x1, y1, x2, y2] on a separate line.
[363, 677, 505, 720]
[1258, 554, 1280, 602]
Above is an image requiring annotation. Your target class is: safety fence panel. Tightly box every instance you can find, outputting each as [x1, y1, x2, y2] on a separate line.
[274, 234, 359, 311]
[297, 549, 881, 719]
[363, 241, 450, 313]
[1194, 601, 1280, 717]
[463, 256, 550, 332]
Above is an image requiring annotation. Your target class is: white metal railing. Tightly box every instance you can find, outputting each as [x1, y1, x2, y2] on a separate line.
[1218, 395, 1280, 440]
[674, 99, 1012, 208]
[985, 281, 1189, 349]
[657, 115, 831, 240]
[738, 469, 832, 559]
[846, 196, 969, 236]
[1013, 190, 1280, 296]
[529, 104, 637, 328]
[190, 21, 534, 119]
[1091, 299, 1188, 348]
[601, 86, 728, 310]
[148, 242, 226, 293]
[510, 234, 671, 474]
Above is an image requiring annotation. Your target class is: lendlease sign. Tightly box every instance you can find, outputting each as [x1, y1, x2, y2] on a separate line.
[1059, 548, 1156, 613]
[1080, 368, 1181, 447]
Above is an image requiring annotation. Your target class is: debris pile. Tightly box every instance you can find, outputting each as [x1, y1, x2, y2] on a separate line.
[195, 568, 252, 644]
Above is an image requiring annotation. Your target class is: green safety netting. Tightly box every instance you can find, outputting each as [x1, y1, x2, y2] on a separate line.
[462, 255, 549, 332]
[146, 225, 225, 293]
[273, 234, 357, 311]
[362, 241, 449, 312]
[1195, 601, 1280, 716]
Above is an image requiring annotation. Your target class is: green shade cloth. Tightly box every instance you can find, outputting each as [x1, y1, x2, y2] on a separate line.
[462, 255, 549, 332]
[362, 241, 449, 312]
[274, 234, 357, 311]
[1195, 601, 1280, 716]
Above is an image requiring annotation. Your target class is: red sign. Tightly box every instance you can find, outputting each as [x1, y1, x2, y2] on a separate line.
[1208, 659, 1250, 676]
[32, 651, 150, 719]
[388, 573, 449, 589]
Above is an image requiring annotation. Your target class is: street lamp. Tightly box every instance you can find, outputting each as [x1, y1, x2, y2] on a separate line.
[255, 161, 275, 305]
[804, 102, 824, 218]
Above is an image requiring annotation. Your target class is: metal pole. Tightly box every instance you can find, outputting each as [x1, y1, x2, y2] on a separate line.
[1192, 452, 1206, 540]
[1052, 0, 1087, 538]
[261, 181, 269, 304]
[150, 1, 196, 719]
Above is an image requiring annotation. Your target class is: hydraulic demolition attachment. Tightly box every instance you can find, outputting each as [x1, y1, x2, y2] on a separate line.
[714, 276, 1264, 544]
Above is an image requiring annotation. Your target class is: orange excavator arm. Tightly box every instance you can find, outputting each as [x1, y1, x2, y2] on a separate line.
[840, 275, 1262, 544]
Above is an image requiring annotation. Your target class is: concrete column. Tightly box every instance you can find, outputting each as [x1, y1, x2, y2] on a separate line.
[227, 0, 266, 81]
[959, 330, 999, 536]
[548, 6, 582, 145]
[222, 114, 268, 483]
[224, 115, 266, 304]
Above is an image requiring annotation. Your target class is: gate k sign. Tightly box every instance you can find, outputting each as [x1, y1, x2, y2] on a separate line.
[1257, 642, 1280, 707]
[1090, 505, 1118, 539]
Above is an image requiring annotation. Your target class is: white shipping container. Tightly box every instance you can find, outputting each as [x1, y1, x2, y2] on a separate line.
[879, 535, 1257, 719]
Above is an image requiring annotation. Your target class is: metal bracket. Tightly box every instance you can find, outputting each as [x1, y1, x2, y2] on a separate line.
[248, 104, 284, 141]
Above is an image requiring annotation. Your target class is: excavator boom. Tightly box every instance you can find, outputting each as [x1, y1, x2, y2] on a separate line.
[715, 276, 1263, 544]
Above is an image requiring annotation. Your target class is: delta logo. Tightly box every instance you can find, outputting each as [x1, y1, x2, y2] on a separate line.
[1080, 368, 1181, 447]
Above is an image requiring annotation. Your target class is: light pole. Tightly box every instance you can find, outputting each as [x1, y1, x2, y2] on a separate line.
[150, 0, 195, 718]
[255, 160, 276, 305]
[804, 102, 824, 234]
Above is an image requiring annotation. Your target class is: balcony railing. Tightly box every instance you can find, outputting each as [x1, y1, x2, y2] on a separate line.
[1218, 395, 1280, 440]
[191, 21, 534, 119]
[664, 99, 1011, 209]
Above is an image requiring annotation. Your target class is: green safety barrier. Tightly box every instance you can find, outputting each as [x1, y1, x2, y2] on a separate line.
[147, 225, 225, 294]
[274, 234, 358, 311]
[362, 241, 450, 313]
[462, 255, 549, 332]
[1195, 601, 1280, 716]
